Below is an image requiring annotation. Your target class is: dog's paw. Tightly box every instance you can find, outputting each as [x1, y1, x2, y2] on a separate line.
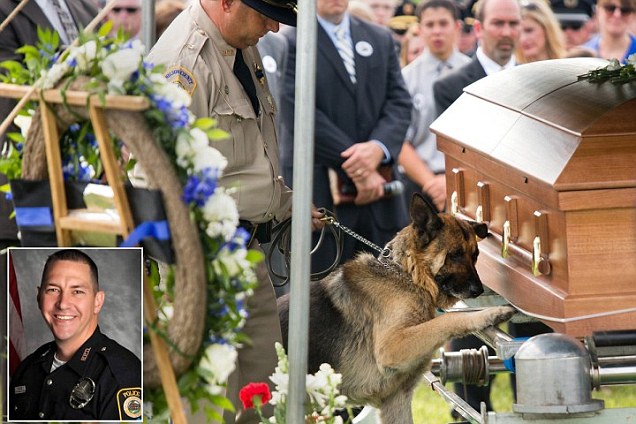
[473, 306, 516, 330]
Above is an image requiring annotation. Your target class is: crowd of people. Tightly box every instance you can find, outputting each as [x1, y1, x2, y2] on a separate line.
[1, 0, 635, 422]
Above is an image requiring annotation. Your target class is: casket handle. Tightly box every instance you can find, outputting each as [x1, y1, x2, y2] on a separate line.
[450, 168, 465, 215]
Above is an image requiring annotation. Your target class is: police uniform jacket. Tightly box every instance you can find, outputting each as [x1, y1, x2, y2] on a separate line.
[146, 1, 292, 224]
[9, 326, 141, 421]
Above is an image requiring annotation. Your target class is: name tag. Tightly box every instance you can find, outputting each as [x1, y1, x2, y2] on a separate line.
[14, 385, 26, 394]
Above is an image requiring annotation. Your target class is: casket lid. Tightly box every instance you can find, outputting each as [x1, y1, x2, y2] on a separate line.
[431, 58, 636, 191]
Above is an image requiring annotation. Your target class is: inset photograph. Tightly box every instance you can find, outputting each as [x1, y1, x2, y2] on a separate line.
[7, 247, 142, 422]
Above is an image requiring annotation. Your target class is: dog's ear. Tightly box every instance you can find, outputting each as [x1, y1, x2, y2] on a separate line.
[410, 193, 443, 244]
[468, 220, 489, 239]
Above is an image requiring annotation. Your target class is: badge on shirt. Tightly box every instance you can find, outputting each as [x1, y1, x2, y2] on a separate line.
[355, 41, 373, 57]
[117, 387, 142, 419]
[262, 55, 277, 73]
[165, 66, 197, 96]
[14, 385, 26, 394]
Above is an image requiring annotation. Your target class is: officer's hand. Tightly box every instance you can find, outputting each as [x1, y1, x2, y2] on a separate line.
[311, 206, 325, 231]
[353, 170, 385, 205]
[341, 142, 384, 179]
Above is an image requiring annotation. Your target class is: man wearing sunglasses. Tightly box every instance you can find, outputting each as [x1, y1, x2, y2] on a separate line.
[551, 0, 594, 51]
[105, 0, 142, 38]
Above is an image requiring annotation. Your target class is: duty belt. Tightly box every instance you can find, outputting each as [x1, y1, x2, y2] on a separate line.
[239, 219, 273, 244]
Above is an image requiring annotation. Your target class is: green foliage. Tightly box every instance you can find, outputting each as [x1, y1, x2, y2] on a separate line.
[579, 57, 636, 84]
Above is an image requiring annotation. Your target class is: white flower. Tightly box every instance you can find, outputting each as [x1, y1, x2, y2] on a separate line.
[14, 114, 32, 138]
[202, 188, 239, 240]
[607, 58, 621, 71]
[628, 53, 636, 66]
[214, 245, 251, 277]
[199, 343, 237, 385]
[192, 146, 228, 173]
[102, 48, 142, 84]
[40, 62, 70, 89]
[67, 40, 98, 71]
[153, 78, 192, 107]
[176, 129, 226, 172]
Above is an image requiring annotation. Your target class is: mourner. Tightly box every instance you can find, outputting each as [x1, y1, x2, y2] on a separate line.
[146, 0, 322, 422]
[9, 249, 141, 421]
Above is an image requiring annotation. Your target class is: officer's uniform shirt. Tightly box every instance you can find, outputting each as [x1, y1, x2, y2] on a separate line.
[9, 327, 141, 421]
[146, 1, 292, 224]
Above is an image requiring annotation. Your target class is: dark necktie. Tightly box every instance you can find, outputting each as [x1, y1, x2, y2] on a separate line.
[436, 61, 452, 77]
[50, 0, 79, 44]
[233, 49, 260, 115]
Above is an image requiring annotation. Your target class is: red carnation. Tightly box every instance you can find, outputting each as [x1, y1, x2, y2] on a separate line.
[239, 382, 272, 409]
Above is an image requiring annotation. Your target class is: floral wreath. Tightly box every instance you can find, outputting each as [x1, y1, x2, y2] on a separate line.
[0, 25, 259, 420]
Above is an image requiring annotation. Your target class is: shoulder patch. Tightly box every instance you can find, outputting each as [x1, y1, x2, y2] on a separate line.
[117, 387, 142, 420]
[165, 66, 197, 96]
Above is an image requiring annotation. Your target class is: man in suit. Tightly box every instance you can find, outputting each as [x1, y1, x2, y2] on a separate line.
[433, 0, 520, 113]
[399, 0, 471, 213]
[431, 0, 521, 415]
[279, 0, 412, 272]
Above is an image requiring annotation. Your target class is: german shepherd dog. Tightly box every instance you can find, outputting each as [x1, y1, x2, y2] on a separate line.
[278, 194, 515, 423]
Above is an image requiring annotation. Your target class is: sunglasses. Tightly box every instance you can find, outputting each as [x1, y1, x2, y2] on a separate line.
[601, 4, 635, 14]
[561, 22, 584, 30]
[112, 6, 140, 13]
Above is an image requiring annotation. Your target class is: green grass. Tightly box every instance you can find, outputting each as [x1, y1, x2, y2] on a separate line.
[412, 373, 636, 423]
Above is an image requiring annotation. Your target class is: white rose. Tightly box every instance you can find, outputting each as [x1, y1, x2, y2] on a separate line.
[155, 80, 192, 107]
[40, 62, 70, 89]
[628, 53, 636, 66]
[72, 40, 98, 71]
[607, 59, 621, 71]
[202, 189, 239, 235]
[199, 343, 237, 385]
[102, 48, 142, 83]
[192, 146, 228, 173]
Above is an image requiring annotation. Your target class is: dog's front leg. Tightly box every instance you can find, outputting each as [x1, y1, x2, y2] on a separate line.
[378, 389, 415, 424]
[374, 306, 515, 372]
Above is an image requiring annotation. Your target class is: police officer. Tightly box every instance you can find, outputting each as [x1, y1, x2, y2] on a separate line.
[9, 249, 141, 421]
[147, 1, 323, 423]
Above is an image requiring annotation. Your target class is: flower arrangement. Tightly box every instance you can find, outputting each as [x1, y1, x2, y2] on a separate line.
[578, 53, 636, 83]
[0, 25, 259, 420]
[239, 343, 351, 424]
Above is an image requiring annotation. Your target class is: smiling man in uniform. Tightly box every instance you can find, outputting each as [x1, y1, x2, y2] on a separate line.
[9, 249, 141, 421]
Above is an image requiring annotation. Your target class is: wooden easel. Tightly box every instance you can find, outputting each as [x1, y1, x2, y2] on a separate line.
[0, 83, 187, 424]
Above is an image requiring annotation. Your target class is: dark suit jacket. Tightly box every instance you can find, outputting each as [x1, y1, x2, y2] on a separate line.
[280, 16, 411, 235]
[433, 57, 487, 116]
[0, 0, 98, 239]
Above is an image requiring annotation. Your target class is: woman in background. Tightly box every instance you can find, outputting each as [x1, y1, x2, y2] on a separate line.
[516, 0, 566, 63]
[583, 0, 636, 62]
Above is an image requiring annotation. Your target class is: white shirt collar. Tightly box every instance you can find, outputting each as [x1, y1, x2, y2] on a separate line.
[476, 46, 516, 76]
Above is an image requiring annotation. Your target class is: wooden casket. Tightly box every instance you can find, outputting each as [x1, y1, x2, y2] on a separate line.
[431, 58, 636, 336]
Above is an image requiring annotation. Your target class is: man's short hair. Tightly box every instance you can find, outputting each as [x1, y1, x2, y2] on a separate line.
[40, 249, 99, 291]
[415, 0, 460, 20]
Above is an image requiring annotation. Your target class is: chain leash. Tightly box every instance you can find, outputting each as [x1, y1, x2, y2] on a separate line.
[319, 213, 393, 263]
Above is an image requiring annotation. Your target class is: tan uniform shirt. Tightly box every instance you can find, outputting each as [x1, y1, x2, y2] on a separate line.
[146, 1, 292, 223]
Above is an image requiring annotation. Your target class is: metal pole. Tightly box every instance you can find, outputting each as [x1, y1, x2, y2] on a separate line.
[141, 0, 156, 52]
[287, 0, 317, 420]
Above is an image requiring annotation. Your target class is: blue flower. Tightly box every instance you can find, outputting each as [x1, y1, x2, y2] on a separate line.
[223, 227, 250, 252]
[67, 57, 78, 68]
[182, 169, 217, 207]
[5, 192, 12, 201]
[15, 142, 23, 152]
[69, 123, 80, 132]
